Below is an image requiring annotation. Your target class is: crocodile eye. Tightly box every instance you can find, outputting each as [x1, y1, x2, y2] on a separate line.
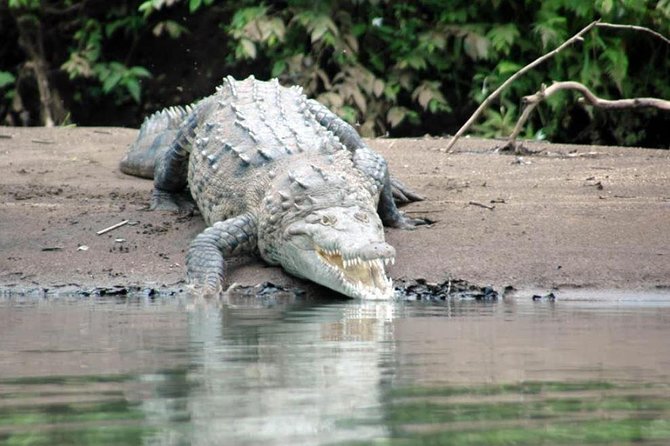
[354, 212, 369, 223]
[320, 215, 336, 226]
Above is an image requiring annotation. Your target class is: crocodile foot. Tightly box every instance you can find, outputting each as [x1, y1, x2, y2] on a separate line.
[150, 189, 197, 215]
[391, 177, 424, 206]
[391, 214, 433, 230]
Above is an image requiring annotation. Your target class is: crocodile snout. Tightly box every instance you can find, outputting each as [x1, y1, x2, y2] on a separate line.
[358, 242, 395, 261]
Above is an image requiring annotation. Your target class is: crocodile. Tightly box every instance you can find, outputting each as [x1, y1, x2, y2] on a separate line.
[121, 75, 427, 299]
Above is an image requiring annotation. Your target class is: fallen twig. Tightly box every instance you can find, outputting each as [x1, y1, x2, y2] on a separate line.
[404, 208, 448, 214]
[96, 220, 129, 235]
[468, 201, 495, 210]
[563, 151, 602, 158]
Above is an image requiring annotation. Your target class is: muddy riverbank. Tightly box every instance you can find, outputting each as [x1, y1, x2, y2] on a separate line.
[1, 126, 669, 297]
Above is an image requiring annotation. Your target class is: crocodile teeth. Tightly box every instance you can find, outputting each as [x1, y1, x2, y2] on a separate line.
[316, 246, 394, 300]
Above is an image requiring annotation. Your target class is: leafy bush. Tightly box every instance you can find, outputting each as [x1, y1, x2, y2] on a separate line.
[1, 0, 668, 147]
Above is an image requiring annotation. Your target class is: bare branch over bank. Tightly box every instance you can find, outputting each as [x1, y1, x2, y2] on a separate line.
[505, 81, 670, 149]
[444, 21, 670, 152]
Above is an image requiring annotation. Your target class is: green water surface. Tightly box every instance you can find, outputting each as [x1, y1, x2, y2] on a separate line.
[1, 294, 669, 445]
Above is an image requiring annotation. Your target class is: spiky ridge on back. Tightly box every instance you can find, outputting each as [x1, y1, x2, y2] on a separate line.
[186, 76, 378, 227]
[120, 105, 194, 179]
[138, 105, 193, 141]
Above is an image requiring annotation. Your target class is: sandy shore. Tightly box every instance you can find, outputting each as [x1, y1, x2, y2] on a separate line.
[1, 126, 668, 296]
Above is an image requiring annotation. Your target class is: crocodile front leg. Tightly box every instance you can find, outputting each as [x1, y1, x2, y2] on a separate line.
[351, 146, 429, 229]
[186, 212, 258, 297]
[390, 177, 424, 205]
[377, 173, 429, 229]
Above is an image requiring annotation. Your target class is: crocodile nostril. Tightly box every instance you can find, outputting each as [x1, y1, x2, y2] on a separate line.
[366, 242, 395, 259]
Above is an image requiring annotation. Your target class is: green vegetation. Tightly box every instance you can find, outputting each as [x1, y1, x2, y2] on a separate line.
[342, 380, 670, 445]
[0, 374, 151, 445]
[1, 0, 668, 147]
[0, 371, 191, 445]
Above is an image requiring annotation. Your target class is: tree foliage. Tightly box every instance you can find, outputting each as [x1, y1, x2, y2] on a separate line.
[1, 0, 668, 147]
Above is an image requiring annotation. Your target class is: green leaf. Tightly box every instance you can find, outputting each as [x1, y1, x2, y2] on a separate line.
[0, 71, 16, 89]
[271, 60, 286, 77]
[532, 16, 567, 49]
[339, 105, 357, 124]
[102, 71, 122, 93]
[486, 24, 519, 54]
[412, 81, 448, 111]
[310, 16, 338, 43]
[598, 0, 614, 14]
[138, 1, 154, 16]
[428, 98, 451, 113]
[496, 61, 522, 75]
[153, 20, 188, 38]
[125, 79, 141, 103]
[383, 82, 400, 101]
[9, 0, 40, 9]
[311, 22, 328, 42]
[189, 0, 202, 13]
[600, 47, 628, 93]
[398, 54, 427, 70]
[418, 30, 447, 52]
[129, 66, 151, 78]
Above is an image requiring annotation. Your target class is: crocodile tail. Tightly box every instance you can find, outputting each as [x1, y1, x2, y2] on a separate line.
[120, 105, 193, 179]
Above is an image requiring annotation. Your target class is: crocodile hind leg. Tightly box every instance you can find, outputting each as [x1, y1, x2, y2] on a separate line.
[186, 213, 258, 297]
[150, 110, 199, 211]
[307, 99, 423, 205]
[120, 105, 192, 179]
[150, 98, 219, 213]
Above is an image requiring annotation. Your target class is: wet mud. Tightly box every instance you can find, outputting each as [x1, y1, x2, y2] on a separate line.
[1, 127, 670, 300]
[0, 278, 499, 305]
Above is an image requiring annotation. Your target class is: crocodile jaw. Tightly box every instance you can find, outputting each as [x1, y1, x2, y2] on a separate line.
[315, 247, 395, 300]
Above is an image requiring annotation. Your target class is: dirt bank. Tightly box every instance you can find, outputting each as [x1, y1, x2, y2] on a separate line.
[1, 126, 669, 296]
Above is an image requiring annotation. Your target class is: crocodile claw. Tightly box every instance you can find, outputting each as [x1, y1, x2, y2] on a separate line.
[150, 189, 197, 215]
[391, 176, 424, 206]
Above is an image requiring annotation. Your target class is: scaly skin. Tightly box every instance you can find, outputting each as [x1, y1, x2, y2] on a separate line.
[121, 76, 426, 299]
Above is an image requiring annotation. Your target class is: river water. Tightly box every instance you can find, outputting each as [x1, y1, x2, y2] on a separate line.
[1, 291, 669, 445]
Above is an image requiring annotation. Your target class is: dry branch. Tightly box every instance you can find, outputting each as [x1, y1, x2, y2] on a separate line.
[595, 22, 670, 46]
[97, 220, 129, 235]
[444, 20, 670, 153]
[505, 81, 670, 148]
[442, 20, 600, 152]
[468, 201, 495, 210]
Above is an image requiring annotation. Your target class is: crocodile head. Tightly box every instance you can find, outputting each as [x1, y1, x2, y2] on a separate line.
[268, 206, 396, 300]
